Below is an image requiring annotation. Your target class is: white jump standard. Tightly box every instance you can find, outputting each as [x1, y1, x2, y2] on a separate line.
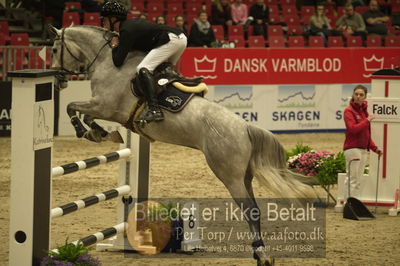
[8, 70, 150, 266]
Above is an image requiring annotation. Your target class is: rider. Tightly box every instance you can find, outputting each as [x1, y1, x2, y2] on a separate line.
[101, 1, 187, 123]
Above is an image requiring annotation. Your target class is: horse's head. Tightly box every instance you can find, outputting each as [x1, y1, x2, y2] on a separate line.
[49, 25, 84, 75]
[49, 25, 116, 89]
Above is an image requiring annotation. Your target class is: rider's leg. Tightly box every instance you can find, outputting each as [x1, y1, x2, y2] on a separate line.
[135, 67, 164, 122]
[134, 33, 187, 123]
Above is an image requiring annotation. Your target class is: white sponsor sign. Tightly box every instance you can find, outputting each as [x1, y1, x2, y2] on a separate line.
[368, 98, 400, 122]
[33, 101, 54, 150]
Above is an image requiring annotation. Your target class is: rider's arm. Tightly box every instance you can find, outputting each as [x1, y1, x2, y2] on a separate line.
[111, 29, 130, 67]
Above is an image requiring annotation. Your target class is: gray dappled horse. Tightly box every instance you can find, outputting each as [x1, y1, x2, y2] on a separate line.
[49, 25, 315, 266]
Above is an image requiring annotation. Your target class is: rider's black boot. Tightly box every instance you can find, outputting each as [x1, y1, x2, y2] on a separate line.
[134, 68, 164, 124]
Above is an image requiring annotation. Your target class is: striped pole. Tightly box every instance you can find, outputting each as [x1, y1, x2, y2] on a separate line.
[52, 223, 127, 253]
[51, 185, 131, 218]
[52, 148, 131, 177]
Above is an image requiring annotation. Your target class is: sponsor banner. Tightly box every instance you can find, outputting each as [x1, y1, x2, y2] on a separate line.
[206, 83, 372, 132]
[0, 81, 11, 136]
[180, 48, 400, 85]
[368, 98, 400, 122]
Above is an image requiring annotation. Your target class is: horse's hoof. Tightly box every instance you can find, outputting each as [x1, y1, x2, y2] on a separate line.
[257, 259, 274, 266]
[106, 131, 124, 143]
[83, 130, 102, 143]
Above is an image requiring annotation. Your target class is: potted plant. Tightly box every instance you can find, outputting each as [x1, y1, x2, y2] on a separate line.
[41, 240, 100, 266]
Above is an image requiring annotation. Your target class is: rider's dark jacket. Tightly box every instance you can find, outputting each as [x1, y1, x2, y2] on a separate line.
[112, 18, 183, 67]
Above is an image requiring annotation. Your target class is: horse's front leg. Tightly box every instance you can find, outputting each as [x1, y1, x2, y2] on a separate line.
[67, 100, 109, 142]
[67, 102, 88, 138]
[83, 115, 124, 143]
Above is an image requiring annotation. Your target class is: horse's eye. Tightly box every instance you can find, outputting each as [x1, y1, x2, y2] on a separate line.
[52, 48, 57, 54]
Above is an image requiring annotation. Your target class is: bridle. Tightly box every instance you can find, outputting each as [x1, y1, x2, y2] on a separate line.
[56, 27, 112, 76]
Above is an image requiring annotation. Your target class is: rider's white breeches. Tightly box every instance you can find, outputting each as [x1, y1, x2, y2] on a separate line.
[137, 33, 187, 73]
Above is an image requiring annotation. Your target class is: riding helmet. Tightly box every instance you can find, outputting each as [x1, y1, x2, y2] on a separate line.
[101, 1, 128, 21]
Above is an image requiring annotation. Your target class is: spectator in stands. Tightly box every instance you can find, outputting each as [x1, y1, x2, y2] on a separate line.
[82, 0, 104, 13]
[310, 5, 343, 44]
[211, 0, 233, 29]
[44, 0, 64, 27]
[188, 11, 216, 48]
[248, 0, 269, 37]
[156, 15, 166, 25]
[174, 15, 188, 36]
[344, 0, 366, 8]
[362, 0, 389, 35]
[231, 0, 248, 25]
[336, 3, 367, 39]
[139, 12, 148, 20]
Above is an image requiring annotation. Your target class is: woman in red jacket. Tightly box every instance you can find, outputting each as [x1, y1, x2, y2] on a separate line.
[343, 85, 382, 198]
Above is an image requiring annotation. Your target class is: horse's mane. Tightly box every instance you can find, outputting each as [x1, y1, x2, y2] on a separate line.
[67, 25, 108, 34]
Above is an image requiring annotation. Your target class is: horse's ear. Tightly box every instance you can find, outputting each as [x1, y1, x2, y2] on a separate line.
[69, 21, 74, 27]
[48, 24, 61, 38]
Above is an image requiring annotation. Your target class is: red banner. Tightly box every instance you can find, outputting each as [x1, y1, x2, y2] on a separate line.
[180, 48, 400, 85]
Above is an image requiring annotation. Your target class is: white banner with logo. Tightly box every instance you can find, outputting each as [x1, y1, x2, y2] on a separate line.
[205, 83, 373, 132]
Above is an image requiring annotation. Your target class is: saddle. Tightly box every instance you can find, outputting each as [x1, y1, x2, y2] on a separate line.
[131, 62, 208, 112]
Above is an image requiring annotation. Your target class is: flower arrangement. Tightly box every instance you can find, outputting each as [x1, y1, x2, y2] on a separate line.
[286, 143, 346, 185]
[287, 150, 335, 177]
[41, 240, 100, 266]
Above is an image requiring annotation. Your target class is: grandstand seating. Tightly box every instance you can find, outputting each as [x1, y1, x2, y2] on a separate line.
[347, 36, 363, 47]
[281, 5, 298, 16]
[186, 2, 203, 15]
[309, 36, 325, 47]
[284, 15, 301, 25]
[268, 36, 285, 47]
[301, 6, 314, 17]
[366, 35, 382, 47]
[287, 25, 304, 36]
[83, 12, 101, 26]
[328, 36, 344, 47]
[212, 25, 225, 41]
[228, 25, 244, 39]
[229, 35, 246, 47]
[167, 2, 183, 14]
[130, 1, 144, 14]
[288, 36, 305, 47]
[0, 21, 10, 42]
[65, 2, 81, 11]
[248, 36, 265, 47]
[268, 25, 284, 38]
[385, 36, 400, 47]
[63, 12, 80, 27]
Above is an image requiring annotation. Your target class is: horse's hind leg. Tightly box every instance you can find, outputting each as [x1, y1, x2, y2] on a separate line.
[205, 157, 273, 266]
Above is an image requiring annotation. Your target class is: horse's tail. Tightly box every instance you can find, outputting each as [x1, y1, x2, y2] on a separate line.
[247, 125, 316, 199]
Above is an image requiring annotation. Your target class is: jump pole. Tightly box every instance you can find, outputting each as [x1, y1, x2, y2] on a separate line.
[8, 69, 151, 265]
